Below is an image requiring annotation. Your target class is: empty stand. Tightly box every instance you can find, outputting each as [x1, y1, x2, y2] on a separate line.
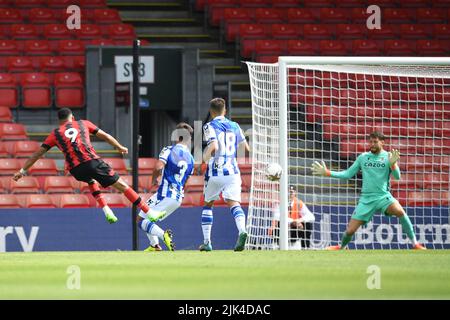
[138, 157, 157, 175]
[59, 194, 90, 208]
[102, 158, 128, 175]
[100, 193, 128, 208]
[21, 72, 52, 108]
[0, 123, 27, 140]
[0, 194, 21, 208]
[184, 175, 205, 192]
[54, 72, 84, 108]
[27, 158, 58, 175]
[44, 176, 75, 193]
[11, 140, 40, 157]
[9, 176, 40, 193]
[0, 106, 12, 122]
[25, 194, 57, 208]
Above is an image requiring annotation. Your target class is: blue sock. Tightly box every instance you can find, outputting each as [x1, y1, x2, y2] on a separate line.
[201, 207, 213, 244]
[231, 205, 246, 234]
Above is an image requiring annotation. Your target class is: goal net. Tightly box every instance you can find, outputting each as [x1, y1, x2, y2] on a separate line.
[246, 57, 450, 250]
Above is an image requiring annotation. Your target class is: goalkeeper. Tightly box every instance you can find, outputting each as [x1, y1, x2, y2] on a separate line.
[311, 131, 426, 250]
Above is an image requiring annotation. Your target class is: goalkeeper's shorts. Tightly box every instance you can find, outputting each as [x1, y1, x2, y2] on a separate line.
[352, 194, 397, 223]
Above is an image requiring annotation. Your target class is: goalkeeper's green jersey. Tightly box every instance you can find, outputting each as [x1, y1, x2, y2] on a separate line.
[329, 150, 401, 199]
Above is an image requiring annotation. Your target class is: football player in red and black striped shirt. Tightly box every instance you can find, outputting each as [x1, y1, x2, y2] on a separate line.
[13, 108, 165, 224]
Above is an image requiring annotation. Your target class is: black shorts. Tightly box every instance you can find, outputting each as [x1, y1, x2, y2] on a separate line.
[70, 159, 120, 188]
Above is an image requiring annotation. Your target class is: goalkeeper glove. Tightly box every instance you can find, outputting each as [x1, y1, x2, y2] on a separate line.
[389, 149, 400, 166]
[311, 161, 330, 176]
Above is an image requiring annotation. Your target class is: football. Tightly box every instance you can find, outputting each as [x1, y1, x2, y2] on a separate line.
[266, 163, 282, 181]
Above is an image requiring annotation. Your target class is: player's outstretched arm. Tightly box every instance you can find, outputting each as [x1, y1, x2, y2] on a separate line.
[311, 157, 361, 180]
[12, 147, 48, 181]
[389, 149, 401, 180]
[95, 129, 128, 154]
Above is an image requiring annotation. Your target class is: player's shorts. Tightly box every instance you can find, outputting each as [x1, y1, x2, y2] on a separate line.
[352, 194, 397, 223]
[204, 174, 241, 203]
[70, 159, 119, 188]
[138, 194, 180, 221]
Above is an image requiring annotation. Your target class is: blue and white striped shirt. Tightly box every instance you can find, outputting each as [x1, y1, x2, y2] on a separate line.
[203, 116, 245, 178]
[157, 143, 194, 202]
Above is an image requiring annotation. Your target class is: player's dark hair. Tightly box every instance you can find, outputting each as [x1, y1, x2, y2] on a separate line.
[209, 97, 226, 114]
[57, 108, 72, 120]
[369, 131, 386, 141]
[175, 122, 193, 142]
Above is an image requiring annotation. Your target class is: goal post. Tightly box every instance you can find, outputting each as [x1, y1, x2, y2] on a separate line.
[246, 57, 450, 251]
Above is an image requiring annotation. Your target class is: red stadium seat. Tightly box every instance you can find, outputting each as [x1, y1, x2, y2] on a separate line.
[401, 0, 431, 7]
[87, 39, 115, 47]
[255, 8, 285, 23]
[351, 8, 370, 23]
[0, 106, 12, 122]
[102, 157, 128, 175]
[319, 40, 349, 55]
[0, 9, 23, 23]
[237, 158, 252, 175]
[24, 40, 53, 56]
[400, 24, 431, 39]
[390, 173, 425, 190]
[11, 140, 40, 157]
[433, 24, 450, 39]
[433, 0, 450, 6]
[75, 24, 102, 40]
[0, 123, 27, 140]
[79, 0, 107, 7]
[416, 8, 447, 23]
[256, 55, 278, 63]
[0, 0, 11, 7]
[44, 176, 75, 193]
[383, 9, 415, 23]
[352, 39, 382, 55]
[43, 24, 72, 40]
[7, 56, 34, 73]
[100, 193, 128, 208]
[384, 40, 416, 56]
[59, 194, 90, 208]
[9, 176, 40, 194]
[183, 192, 204, 207]
[222, 8, 253, 25]
[94, 9, 122, 24]
[28, 7, 60, 24]
[118, 175, 146, 192]
[25, 194, 57, 208]
[107, 24, 135, 40]
[241, 174, 251, 192]
[11, 24, 38, 39]
[336, 0, 367, 6]
[254, 39, 285, 59]
[54, 72, 84, 108]
[319, 8, 348, 23]
[21, 73, 52, 109]
[241, 192, 250, 206]
[28, 158, 58, 175]
[287, 39, 317, 55]
[423, 173, 450, 190]
[0, 158, 21, 174]
[0, 40, 20, 56]
[15, 0, 45, 7]
[39, 56, 65, 72]
[272, 0, 301, 6]
[437, 192, 449, 207]
[404, 156, 435, 172]
[46, 0, 73, 7]
[138, 157, 157, 174]
[367, 24, 399, 39]
[184, 175, 204, 192]
[406, 191, 434, 207]
[336, 24, 366, 39]
[270, 24, 301, 39]
[0, 194, 21, 208]
[237, 24, 268, 41]
[303, 24, 333, 39]
[339, 139, 367, 158]
[416, 40, 448, 56]
[239, 0, 270, 6]
[0, 73, 18, 109]
[57, 40, 85, 55]
[287, 8, 317, 23]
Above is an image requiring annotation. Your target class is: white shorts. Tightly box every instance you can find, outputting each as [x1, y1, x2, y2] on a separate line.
[138, 194, 180, 221]
[204, 174, 242, 203]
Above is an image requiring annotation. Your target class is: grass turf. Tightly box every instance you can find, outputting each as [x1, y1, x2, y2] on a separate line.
[0, 250, 449, 299]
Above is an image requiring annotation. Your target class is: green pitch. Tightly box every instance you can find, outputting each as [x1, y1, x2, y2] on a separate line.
[0, 250, 449, 299]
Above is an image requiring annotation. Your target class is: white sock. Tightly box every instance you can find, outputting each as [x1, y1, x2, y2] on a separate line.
[201, 207, 213, 244]
[231, 205, 246, 234]
[140, 219, 164, 245]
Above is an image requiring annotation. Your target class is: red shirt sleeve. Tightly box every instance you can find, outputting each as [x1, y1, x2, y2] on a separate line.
[83, 120, 100, 134]
[41, 132, 56, 150]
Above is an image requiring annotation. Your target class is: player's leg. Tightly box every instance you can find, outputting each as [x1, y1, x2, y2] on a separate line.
[87, 180, 117, 224]
[69, 160, 117, 224]
[301, 222, 313, 249]
[384, 200, 426, 250]
[136, 194, 161, 250]
[223, 175, 247, 251]
[199, 177, 220, 251]
[111, 178, 166, 221]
